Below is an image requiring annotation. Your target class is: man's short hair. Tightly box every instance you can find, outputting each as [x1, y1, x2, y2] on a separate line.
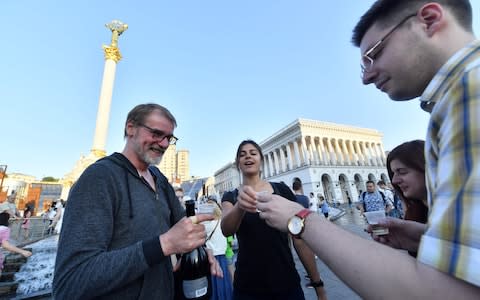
[377, 180, 386, 186]
[351, 0, 473, 47]
[124, 103, 177, 138]
[366, 180, 375, 185]
[292, 181, 303, 191]
[175, 187, 184, 192]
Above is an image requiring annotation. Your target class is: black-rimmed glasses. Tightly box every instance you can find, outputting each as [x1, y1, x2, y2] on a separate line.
[139, 124, 178, 145]
[361, 14, 417, 75]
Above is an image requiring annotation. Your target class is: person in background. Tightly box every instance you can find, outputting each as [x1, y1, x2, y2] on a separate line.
[387, 183, 405, 218]
[175, 187, 185, 208]
[221, 140, 326, 300]
[376, 181, 394, 207]
[0, 212, 32, 276]
[387, 140, 428, 225]
[358, 181, 393, 215]
[347, 197, 353, 213]
[225, 235, 236, 284]
[0, 191, 20, 218]
[21, 206, 33, 240]
[55, 201, 66, 234]
[203, 196, 233, 300]
[308, 192, 319, 214]
[49, 201, 64, 235]
[292, 181, 327, 296]
[373, 140, 430, 257]
[46, 202, 57, 235]
[292, 181, 309, 209]
[319, 195, 329, 219]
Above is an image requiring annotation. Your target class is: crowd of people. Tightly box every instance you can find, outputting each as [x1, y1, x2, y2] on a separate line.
[0, 191, 69, 273]
[0, 192, 35, 274]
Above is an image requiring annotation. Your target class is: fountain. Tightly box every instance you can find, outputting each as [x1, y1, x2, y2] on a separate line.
[13, 235, 58, 298]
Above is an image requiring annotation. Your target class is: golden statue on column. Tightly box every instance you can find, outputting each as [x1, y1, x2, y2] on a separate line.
[61, 20, 128, 199]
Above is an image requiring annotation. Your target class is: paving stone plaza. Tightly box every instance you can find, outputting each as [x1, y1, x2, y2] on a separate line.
[297, 205, 368, 300]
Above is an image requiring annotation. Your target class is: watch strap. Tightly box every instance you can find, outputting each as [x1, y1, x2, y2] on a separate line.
[296, 208, 312, 219]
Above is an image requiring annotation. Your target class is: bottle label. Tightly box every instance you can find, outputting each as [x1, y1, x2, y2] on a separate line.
[182, 277, 208, 299]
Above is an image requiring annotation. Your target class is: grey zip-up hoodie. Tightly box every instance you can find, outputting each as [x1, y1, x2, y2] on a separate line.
[53, 152, 185, 299]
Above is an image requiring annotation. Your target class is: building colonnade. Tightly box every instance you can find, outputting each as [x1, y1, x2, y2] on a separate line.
[262, 135, 386, 178]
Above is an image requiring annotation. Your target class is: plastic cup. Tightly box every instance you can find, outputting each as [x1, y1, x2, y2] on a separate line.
[197, 203, 215, 215]
[255, 191, 270, 212]
[364, 210, 389, 235]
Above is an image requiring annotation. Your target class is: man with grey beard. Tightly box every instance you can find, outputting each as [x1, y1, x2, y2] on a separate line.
[53, 103, 221, 299]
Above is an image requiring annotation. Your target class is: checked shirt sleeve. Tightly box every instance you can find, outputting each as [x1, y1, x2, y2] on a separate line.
[418, 66, 480, 288]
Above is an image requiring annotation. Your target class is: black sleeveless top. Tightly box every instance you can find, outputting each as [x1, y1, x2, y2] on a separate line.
[221, 182, 301, 295]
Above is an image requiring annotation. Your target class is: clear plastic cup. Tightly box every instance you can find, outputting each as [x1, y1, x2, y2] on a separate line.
[364, 210, 389, 235]
[197, 203, 215, 215]
[255, 191, 270, 212]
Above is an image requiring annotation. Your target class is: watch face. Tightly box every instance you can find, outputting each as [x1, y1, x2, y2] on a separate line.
[288, 216, 303, 235]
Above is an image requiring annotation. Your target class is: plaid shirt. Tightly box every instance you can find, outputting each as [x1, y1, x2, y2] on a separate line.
[418, 39, 480, 287]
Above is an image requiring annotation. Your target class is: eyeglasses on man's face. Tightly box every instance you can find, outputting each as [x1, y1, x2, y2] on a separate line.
[361, 14, 417, 75]
[138, 124, 178, 145]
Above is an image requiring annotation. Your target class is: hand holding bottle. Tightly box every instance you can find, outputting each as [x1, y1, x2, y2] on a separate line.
[160, 213, 214, 256]
[178, 200, 213, 300]
[172, 231, 223, 278]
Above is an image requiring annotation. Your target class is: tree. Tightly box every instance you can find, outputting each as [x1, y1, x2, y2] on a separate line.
[42, 176, 59, 182]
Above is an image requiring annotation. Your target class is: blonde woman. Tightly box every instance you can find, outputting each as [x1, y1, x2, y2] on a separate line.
[202, 196, 233, 300]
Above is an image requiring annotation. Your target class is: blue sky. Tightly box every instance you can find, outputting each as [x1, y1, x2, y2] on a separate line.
[1, 1, 480, 180]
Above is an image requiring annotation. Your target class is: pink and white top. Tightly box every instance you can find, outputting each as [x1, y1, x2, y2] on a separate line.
[0, 225, 11, 270]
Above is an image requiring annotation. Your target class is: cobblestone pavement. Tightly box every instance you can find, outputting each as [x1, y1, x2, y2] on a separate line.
[296, 206, 369, 300]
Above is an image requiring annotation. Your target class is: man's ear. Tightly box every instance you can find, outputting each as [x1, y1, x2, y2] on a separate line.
[125, 122, 135, 137]
[418, 3, 446, 37]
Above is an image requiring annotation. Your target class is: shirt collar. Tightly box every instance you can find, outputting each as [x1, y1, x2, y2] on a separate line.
[420, 39, 480, 112]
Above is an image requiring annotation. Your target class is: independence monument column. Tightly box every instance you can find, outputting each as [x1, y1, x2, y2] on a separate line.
[61, 20, 128, 199]
[91, 20, 128, 156]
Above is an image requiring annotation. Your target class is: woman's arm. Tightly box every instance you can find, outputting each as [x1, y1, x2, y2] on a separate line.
[292, 237, 325, 298]
[2, 240, 32, 257]
[220, 201, 245, 236]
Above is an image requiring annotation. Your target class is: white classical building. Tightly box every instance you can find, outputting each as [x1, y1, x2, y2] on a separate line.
[215, 118, 390, 204]
[214, 163, 241, 196]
